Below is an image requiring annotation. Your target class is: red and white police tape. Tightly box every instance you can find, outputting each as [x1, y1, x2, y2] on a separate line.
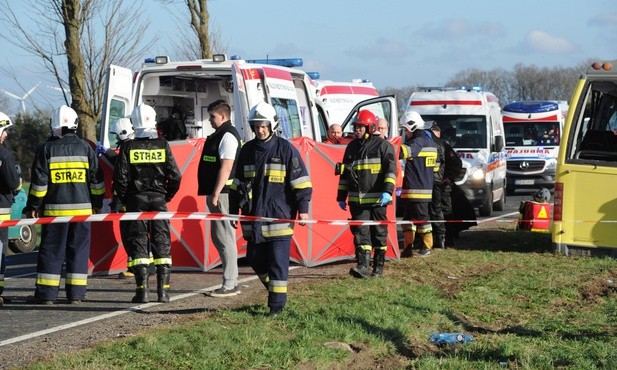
[0, 211, 526, 228]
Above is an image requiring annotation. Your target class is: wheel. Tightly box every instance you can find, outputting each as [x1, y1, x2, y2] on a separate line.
[493, 188, 506, 211]
[478, 191, 493, 217]
[8, 225, 38, 253]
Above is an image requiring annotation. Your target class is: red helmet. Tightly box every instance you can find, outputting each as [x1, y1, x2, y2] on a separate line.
[353, 110, 377, 134]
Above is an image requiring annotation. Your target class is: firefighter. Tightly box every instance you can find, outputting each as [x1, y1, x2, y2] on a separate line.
[399, 111, 437, 257]
[25, 105, 104, 304]
[97, 118, 137, 278]
[230, 102, 312, 317]
[336, 110, 396, 278]
[113, 104, 182, 304]
[428, 122, 447, 248]
[0, 112, 22, 305]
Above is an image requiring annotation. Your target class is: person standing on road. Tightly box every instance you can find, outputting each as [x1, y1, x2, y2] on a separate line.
[399, 111, 437, 257]
[96, 118, 137, 278]
[114, 104, 182, 304]
[230, 102, 312, 317]
[0, 112, 22, 306]
[25, 105, 104, 304]
[197, 99, 242, 298]
[337, 110, 396, 278]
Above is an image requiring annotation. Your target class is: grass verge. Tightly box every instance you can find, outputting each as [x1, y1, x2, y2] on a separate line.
[26, 226, 617, 369]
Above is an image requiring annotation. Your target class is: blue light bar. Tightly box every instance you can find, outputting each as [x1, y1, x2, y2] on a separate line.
[230, 55, 242, 60]
[246, 58, 303, 68]
[307, 72, 320, 79]
[503, 101, 559, 113]
[461, 86, 482, 91]
[144, 58, 155, 63]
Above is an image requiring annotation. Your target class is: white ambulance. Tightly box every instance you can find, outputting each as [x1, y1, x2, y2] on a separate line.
[313, 79, 379, 126]
[405, 87, 507, 216]
[502, 100, 568, 194]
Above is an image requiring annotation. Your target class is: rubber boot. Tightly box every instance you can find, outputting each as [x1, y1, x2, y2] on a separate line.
[372, 249, 386, 278]
[131, 265, 149, 303]
[401, 230, 415, 258]
[156, 265, 171, 303]
[350, 248, 371, 279]
[418, 233, 434, 257]
[434, 233, 446, 249]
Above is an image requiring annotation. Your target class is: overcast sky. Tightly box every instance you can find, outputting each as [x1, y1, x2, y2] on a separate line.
[1, 0, 616, 114]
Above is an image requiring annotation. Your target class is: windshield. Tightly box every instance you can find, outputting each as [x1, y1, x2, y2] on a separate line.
[422, 115, 487, 149]
[504, 122, 560, 146]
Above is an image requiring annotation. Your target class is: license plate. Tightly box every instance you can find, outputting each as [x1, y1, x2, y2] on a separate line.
[515, 179, 534, 185]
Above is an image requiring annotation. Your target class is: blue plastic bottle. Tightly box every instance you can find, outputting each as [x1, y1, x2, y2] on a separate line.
[429, 332, 474, 345]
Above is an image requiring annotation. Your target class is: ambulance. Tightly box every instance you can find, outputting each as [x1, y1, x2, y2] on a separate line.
[502, 100, 568, 194]
[552, 60, 617, 257]
[95, 54, 399, 273]
[404, 87, 506, 216]
[312, 79, 379, 126]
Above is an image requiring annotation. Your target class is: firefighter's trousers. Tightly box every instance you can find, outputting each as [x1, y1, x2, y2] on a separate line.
[35, 222, 91, 301]
[125, 193, 171, 267]
[349, 204, 388, 251]
[247, 239, 291, 310]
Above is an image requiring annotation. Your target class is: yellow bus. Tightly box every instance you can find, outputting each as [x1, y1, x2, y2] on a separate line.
[553, 61, 617, 257]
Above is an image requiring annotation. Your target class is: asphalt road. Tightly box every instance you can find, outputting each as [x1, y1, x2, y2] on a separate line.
[0, 192, 533, 348]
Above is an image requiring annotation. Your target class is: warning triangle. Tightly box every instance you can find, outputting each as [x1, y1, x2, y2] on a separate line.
[537, 206, 548, 219]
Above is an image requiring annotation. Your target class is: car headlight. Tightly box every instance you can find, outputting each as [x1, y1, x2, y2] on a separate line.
[470, 167, 485, 181]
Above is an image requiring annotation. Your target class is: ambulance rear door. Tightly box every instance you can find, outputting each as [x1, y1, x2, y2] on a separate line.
[261, 66, 308, 140]
[100, 64, 133, 148]
[231, 63, 253, 141]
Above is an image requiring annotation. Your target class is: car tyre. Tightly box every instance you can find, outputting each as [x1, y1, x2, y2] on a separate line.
[8, 225, 38, 254]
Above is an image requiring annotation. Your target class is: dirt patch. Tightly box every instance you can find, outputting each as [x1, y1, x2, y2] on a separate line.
[579, 268, 617, 303]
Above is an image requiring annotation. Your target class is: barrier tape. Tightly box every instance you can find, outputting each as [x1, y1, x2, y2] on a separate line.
[0, 211, 598, 228]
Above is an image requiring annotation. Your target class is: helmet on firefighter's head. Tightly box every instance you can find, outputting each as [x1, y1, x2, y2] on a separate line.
[111, 117, 135, 143]
[399, 110, 432, 133]
[131, 104, 158, 138]
[353, 110, 377, 137]
[50, 105, 78, 135]
[249, 102, 278, 140]
[0, 112, 14, 137]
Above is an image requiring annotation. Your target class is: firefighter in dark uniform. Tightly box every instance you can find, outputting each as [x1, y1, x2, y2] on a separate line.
[429, 122, 463, 248]
[97, 118, 137, 278]
[399, 111, 437, 257]
[230, 102, 312, 317]
[25, 105, 105, 304]
[113, 104, 182, 304]
[0, 112, 22, 305]
[337, 109, 396, 279]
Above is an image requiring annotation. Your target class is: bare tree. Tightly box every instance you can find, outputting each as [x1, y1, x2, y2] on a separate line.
[0, 0, 153, 141]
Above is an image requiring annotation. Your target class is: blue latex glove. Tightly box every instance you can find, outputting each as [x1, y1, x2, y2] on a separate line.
[95, 143, 107, 156]
[338, 201, 347, 211]
[379, 192, 392, 206]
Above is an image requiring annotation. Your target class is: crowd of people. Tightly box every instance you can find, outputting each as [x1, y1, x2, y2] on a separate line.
[0, 102, 477, 316]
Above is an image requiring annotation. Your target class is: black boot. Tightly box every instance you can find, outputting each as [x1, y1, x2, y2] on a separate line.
[372, 249, 386, 278]
[156, 265, 171, 303]
[435, 234, 446, 249]
[132, 265, 149, 304]
[350, 248, 372, 279]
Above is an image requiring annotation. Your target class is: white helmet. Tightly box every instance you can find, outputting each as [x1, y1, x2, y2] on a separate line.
[0, 112, 14, 136]
[50, 105, 78, 131]
[249, 102, 278, 126]
[399, 110, 431, 132]
[111, 118, 135, 142]
[131, 104, 157, 138]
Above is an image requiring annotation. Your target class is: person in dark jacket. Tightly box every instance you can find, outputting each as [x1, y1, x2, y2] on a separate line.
[0, 112, 22, 305]
[198, 99, 242, 298]
[25, 105, 105, 304]
[113, 104, 182, 304]
[399, 111, 437, 257]
[337, 109, 396, 278]
[230, 102, 312, 317]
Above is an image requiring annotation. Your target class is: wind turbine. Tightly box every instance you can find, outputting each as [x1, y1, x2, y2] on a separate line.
[1, 82, 40, 114]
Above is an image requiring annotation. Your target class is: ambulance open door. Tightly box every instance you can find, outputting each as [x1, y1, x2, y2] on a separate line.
[231, 63, 252, 140]
[340, 96, 399, 138]
[100, 64, 133, 148]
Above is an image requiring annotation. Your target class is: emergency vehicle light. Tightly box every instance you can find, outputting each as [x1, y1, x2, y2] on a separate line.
[230, 55, 242, 60]
[246, 58, 303, 68]
[591, 62, 613, 71]
[503, 101, 559, 114]
[307, 72, 320, 80]
[213, 54, 226, 62]
[460, 86, 482, 92]
[144, 56, 169, 64]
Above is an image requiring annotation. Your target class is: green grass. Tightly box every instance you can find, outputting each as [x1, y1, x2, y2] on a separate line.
[26, 227, 617, 369]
